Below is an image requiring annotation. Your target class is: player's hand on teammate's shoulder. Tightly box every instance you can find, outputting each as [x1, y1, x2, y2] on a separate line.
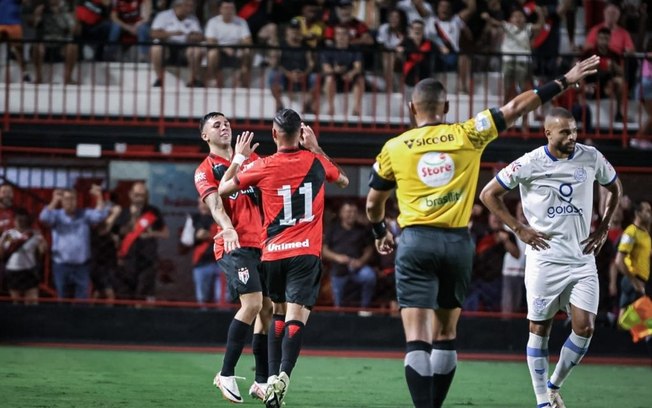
[563, 54, 600, 86]
[235, 131, 259, 159]
[513, 224, 550, 251]
[216, 227, 240, 253]
[374, 231, 396, 255]
[299, 122, 319, 152]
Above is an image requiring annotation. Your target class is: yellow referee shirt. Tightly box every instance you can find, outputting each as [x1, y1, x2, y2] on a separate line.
[372, 109, 499, 228]
[618, 224, 651, 281]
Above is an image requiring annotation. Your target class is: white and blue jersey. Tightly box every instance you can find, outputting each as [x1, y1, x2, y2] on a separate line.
[496, 143, 617, 265]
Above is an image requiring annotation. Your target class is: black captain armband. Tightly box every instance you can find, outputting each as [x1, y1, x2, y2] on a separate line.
[368, 169, 397, 191]
[371, 221, 387, 240]
[489, 108, 507, 132]
[533, 80, 564, 104]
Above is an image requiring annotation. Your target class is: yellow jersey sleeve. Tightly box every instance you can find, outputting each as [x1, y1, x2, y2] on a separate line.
[618, 225, 637, 254]
[460, 109, 500, 150]
[370, 142, 397, 191]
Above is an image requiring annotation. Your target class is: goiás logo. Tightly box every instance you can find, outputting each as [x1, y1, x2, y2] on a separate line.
[417, 152, 455, 187]
[547, 183, 583, 219]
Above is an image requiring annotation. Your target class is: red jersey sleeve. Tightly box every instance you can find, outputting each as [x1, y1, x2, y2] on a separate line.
[315, 154, 340, 183]
[194, 159, 219, 201]
[234, 156, 266, 188]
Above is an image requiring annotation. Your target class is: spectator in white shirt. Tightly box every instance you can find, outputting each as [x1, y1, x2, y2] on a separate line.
[205, 0, 253, 88]
[149, 0, 204, 87]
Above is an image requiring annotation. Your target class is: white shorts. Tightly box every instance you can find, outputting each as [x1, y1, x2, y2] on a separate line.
[524, 257, 599, 321]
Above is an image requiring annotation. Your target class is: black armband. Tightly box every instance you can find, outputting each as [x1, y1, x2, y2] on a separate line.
[371, 221, 387, 240]
[368, 169, 396, 191]
[489, 107, 507, 132]
[534, 80, 564, 104]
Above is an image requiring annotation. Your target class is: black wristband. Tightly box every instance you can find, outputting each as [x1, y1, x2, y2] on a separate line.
[556, 75, 569, 90]
[534, 80, 564, 104]
[371, 221, 387, 240]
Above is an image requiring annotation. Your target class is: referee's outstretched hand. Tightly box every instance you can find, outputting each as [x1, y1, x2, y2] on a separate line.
[564, 54, 600, 85]
[375, 231, 396, 255]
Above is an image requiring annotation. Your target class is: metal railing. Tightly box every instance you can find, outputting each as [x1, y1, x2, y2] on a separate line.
[1, 40, 649, 144]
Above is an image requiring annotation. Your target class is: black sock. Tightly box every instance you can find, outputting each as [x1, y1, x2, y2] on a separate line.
[280, 320, 305, 376]
[268, 314, 285, 376]
[220, 319, 252, 376]
[252, 333, 268, 383]
[432, 339, 457, 408]
[404, 340, 433, 408]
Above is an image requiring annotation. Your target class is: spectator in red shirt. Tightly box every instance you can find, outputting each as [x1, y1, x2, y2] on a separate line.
[107, 0, 152, 62]
[585, 2, 635, 55]
[584, 27, 627, 122]
[323, 0, 374, 47]
[396, 19, 434, 87]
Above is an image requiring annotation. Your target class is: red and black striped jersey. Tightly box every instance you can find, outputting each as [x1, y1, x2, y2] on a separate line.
[194, 152, 263, 259]
[234, 148, 340, 261]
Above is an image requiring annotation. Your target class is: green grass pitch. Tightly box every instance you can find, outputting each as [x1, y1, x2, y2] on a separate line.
[0, 346, 648, 408]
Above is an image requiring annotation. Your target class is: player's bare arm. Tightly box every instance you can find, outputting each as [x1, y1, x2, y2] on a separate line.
[221, 131, 258, 184]
[366, 188, 396, 255]
[581, 178, 622, 255]
[203, 192, 240, 252]
[300, 123, 349, 188]
[480, 179, 551, 251]
[614, 251, 646, 293]
[499, 55, 600, 128]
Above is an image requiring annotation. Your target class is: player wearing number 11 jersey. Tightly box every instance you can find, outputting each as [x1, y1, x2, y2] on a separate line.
[219, 109, 348, 408]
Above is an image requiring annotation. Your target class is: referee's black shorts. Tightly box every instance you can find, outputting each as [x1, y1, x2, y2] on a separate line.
[395, 226, 474, 309]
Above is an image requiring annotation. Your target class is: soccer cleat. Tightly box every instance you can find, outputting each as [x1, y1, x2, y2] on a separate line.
[249, 382, 268, 401]
[548, 388, 566, 408]
[264, 372, 289, 408]
[213, 371, 244, 404]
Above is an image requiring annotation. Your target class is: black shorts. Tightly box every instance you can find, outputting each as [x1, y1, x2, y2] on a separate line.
[5, 268, 40, 292]
[263, 255, 322, 308]
[395, 226, 474, 309]
[218, 247, 265, 300]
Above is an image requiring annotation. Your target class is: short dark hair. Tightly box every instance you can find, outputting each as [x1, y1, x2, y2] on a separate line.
[546, 107, 575, 121]
[199, 111, 225, 133]
[273, 108, 302, 136]
[412, 78, 446, 111]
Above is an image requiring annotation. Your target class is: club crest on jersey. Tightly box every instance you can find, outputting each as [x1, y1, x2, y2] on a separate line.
[532, 297, 548, 314]
[237, 267, 249, 284]
[574, 167, 587, 182]
[417, 152, 455, 187]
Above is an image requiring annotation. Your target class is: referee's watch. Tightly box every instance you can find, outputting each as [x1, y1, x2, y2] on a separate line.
[556, 75, 569, 90]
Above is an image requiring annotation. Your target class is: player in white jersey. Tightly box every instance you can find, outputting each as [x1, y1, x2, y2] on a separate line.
[479, 107, 622, 408]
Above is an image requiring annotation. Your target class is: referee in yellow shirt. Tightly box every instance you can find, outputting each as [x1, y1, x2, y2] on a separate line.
[616, 201, 651, 316]
[365, 56, 600, 408]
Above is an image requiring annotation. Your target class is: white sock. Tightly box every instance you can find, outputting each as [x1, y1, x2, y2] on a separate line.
[526, 333, 550, 406]
[549, 331, 591, 389]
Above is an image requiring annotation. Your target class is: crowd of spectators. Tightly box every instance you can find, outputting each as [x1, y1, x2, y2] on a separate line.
[1, 1, 650, 136]
[0, 178, 649, 331]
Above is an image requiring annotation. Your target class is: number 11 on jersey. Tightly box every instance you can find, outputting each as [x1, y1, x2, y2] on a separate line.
[277, 182, 314, 226]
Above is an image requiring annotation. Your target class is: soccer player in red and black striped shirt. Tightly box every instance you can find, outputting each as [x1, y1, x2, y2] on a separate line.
[219, 109, 348, 407]
[194, 112, 272, 403]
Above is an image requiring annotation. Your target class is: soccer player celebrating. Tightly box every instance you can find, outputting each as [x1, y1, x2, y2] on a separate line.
[480, 107, 622, 408]
[218, 109, 349, 408]
[365, 56, 601, 408]
[194, 112, 272, 403]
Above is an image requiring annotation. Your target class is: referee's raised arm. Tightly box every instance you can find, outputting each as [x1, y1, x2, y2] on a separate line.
[498, 55, 600, 128]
